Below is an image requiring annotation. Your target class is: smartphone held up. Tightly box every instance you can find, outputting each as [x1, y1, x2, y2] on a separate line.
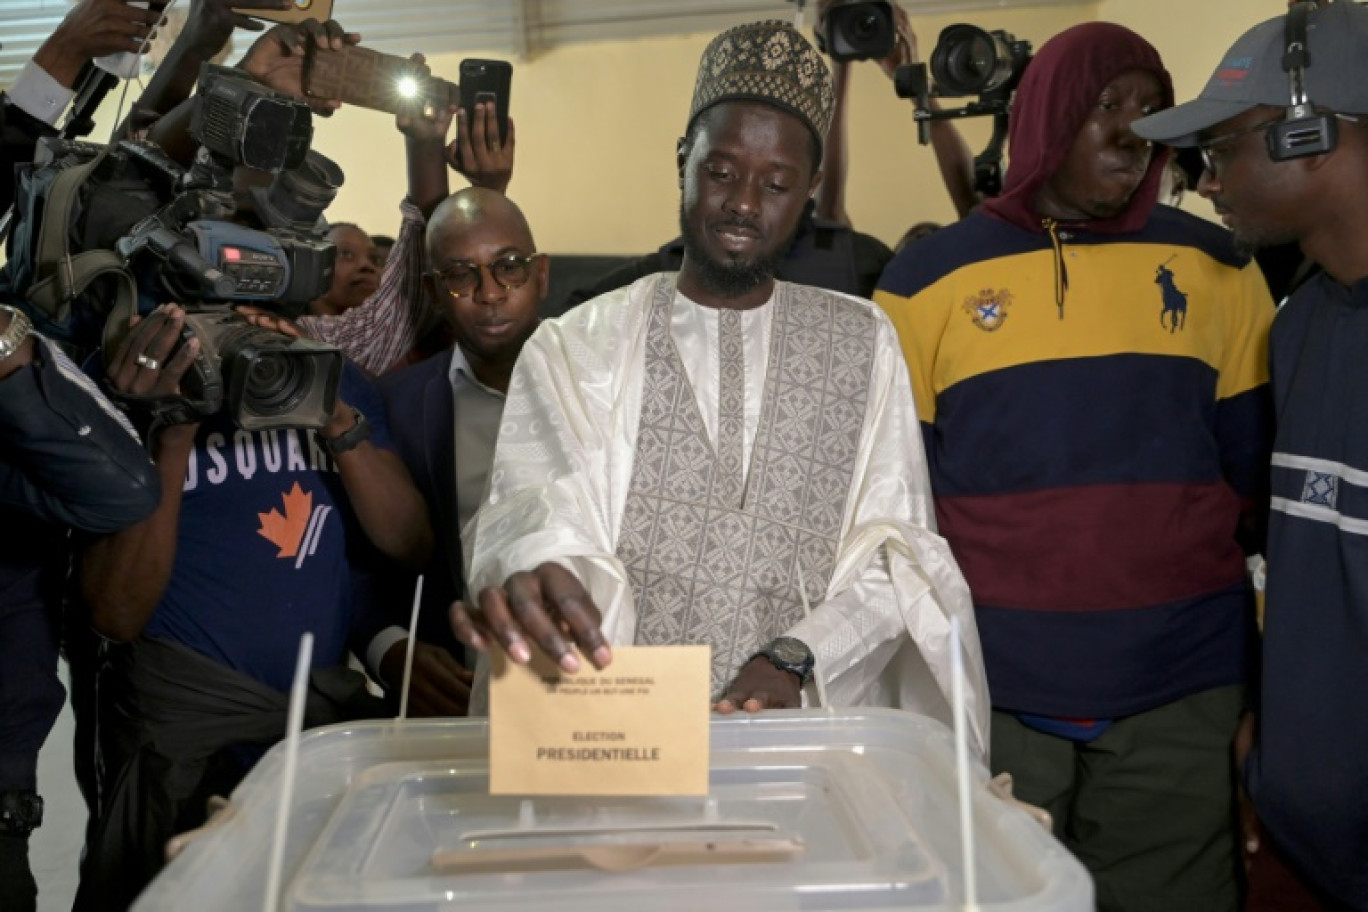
[459, 58, 512, 144]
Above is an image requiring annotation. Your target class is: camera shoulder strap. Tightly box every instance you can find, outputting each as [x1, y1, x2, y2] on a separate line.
[24, 146, 138, 331]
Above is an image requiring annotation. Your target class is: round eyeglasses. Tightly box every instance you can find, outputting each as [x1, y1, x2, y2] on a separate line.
[429, 253, 545, 298]
[1197, 118, 1283, 177]
[1198, 113, 1361, 176]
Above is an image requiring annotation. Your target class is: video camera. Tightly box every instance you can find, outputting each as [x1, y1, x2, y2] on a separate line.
[4, 65, 344, 432]
[894, 25, 1033, 197]
[813, 0, 898, 63]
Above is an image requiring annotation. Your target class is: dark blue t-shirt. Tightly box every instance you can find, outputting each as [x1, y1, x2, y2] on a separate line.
[1249, 272, 1368, 908]
[137, 364, 393, 693]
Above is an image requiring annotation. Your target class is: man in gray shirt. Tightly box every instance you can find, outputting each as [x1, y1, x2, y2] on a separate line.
[374, 188, 546, 714]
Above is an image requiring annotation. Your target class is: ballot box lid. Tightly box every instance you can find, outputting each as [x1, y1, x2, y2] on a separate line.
[133, 709, 1092, 911]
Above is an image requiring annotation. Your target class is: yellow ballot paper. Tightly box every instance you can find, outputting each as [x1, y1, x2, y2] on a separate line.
[489, 644, 711, 796]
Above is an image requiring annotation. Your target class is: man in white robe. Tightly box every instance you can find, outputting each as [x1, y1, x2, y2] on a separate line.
[453, 19, 989, 755]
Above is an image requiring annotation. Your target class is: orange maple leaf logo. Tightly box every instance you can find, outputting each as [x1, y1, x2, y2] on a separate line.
[257, 482, 313, 558]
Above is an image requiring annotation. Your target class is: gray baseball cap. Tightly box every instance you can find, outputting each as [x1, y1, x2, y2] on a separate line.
[1133, 1, 1368, 148]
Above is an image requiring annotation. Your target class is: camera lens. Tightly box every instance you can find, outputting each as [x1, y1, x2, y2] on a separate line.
[825, 1, 896, 62]
[853, 12, 881, 41]
[257, 150, 344, 233]
[243, 342, 314, 417]
[931, 24, 1017, 97]
[948, 34, 993, 86]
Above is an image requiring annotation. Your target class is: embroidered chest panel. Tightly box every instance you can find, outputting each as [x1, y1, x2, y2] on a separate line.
[619, 277, 877, 693]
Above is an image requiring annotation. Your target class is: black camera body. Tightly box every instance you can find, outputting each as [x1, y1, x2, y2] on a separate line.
[191, 64, 313, 172]
[926, 25, 1032, 100]
[815, 0, 897, 63]
[178, 308, 343, 432]
[4, 65, 346, 431]
[121, 215, 336, 317]
[894, 24, 1034, 197]
[108, 215, 343, 432]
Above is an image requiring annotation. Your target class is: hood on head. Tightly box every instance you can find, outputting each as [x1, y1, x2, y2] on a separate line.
[981, 21, 1175, 235]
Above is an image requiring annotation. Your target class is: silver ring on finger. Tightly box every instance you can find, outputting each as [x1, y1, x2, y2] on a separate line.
[136, 354, 160, 371]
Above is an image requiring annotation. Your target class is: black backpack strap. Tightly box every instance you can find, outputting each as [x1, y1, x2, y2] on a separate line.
[24, 147, 138, 329]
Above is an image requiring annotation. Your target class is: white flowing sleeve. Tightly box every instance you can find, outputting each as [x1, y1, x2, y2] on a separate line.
[466, 284, 650, 648]
[783, 303, 990, 758]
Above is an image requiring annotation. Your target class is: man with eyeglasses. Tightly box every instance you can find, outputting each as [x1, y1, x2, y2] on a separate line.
[1134, 3, 1368, 908]
[874, 22, 1276, 911]
[293, 79, 515, 376]
[373, 188, 545, 715]
[447, 20, 988, 753]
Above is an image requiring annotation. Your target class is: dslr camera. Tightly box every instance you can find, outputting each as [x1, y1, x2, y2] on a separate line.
[921, 25, 1032, 99]
[894, 24, 1033, 197]
[5, 65, 344, 431]
[814, 0, 897, 63]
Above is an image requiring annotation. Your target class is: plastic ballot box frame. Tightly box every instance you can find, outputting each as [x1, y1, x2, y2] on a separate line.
[133, 709, 1093, 912]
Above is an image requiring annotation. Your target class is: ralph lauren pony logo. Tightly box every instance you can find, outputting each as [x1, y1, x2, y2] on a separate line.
[1156, 260, 1188, 333]
[962, 288, 1013, 332]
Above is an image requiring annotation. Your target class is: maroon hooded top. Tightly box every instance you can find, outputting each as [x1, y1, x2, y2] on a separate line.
[981, 22, 1175, 235]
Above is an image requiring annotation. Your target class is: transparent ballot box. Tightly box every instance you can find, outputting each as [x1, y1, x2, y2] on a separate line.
[133, 709, 1093, 911]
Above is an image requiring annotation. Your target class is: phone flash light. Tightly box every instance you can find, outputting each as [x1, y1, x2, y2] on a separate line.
[397, 77, 420, 99]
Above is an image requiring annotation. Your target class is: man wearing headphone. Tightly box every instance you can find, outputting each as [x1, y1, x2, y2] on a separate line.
[1136, 3, 1368, 908]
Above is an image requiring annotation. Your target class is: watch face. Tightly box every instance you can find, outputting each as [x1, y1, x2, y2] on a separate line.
[768, 637, 812, 665]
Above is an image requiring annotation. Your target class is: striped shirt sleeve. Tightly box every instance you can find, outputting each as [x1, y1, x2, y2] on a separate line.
[299, 199, 428, 375]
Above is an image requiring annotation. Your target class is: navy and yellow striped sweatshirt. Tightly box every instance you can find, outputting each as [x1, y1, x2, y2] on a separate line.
[875, 206, 1274, 718]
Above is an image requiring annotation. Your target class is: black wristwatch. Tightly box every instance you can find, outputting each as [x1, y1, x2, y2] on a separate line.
[319, 407, 371, 459]
[753, 637, 815, 687]
[0, 790, 44, 838]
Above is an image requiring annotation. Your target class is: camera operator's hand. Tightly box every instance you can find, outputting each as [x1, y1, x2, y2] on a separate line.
[106, 305, 201, 404]
[239, 17, 359, 114]
[449, 102, 515, 194]
[233, 305, 304, 339]
[82, 304, 201, 643]
[875, 4, 917, 81]
[182, 0, 293, 56]
[35, 0, 166, 88]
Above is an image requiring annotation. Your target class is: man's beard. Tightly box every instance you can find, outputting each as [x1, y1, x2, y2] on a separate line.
[679, 202, 795, 300]
[1210, 195, 1298, 259]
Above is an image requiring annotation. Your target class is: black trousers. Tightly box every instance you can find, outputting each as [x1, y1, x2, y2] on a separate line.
[0, 595, 65, 912]
[73, 637, 385, 911]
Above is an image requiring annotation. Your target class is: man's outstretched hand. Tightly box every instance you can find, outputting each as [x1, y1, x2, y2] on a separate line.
[449, 102, 515, 194]
[238, 17, 359, 113]
[182, 0, 297, 55]
[450, 563, 612, 674]
[36, 0, 166, 87]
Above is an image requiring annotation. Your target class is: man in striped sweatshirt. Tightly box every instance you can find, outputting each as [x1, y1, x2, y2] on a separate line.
[874, 22, 1274, 912]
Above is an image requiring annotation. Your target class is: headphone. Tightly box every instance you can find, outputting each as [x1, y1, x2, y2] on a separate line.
[1267, 0, 1339, 161]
